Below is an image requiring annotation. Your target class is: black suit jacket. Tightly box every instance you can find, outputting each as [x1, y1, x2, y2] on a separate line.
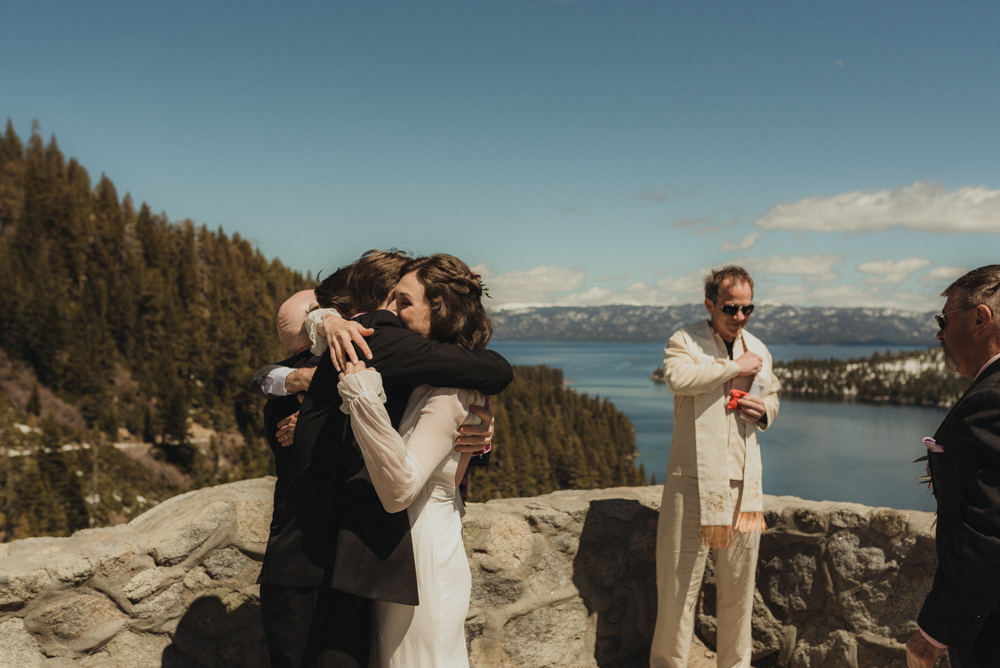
[256, 350, 320, 519]
[257, 310, 512, 604]
[917, 357, 1000, 654]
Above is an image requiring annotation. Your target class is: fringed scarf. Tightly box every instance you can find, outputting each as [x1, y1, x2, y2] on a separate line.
[694, 329, 768, 548]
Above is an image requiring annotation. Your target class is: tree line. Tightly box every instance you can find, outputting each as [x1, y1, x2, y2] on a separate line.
[772, 347, 970, 408]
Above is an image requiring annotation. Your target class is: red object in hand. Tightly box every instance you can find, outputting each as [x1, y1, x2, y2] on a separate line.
[727, 389, 748, 410]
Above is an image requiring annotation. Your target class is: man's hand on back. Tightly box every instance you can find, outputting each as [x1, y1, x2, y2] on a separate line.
[455, 396, 494, 453]
[284, 367, 316, 394]
[277, 412, 298, 447]
[319, 314, 374, 372]
[736, 351, 762, 376]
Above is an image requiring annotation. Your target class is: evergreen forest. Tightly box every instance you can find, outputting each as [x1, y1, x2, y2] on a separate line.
[772, 347, 971, 408]
[0, 122, 644, 541]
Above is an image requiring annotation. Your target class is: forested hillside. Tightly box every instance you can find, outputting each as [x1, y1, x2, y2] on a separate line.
[772, 347, 970, 408]
[0, 122, 644, 540]
[470, 365, 645, 502]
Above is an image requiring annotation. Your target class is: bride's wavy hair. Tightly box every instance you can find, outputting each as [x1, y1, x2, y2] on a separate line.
[404, 254, 492, 350]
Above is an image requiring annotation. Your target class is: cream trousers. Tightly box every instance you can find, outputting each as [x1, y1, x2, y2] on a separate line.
[650, 475, 760, 668]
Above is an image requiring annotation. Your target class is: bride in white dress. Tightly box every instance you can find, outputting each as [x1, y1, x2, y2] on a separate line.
[336, 254, 495, 668]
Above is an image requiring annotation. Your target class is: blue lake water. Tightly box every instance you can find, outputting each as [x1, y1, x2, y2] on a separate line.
[490, 341, 942, 512]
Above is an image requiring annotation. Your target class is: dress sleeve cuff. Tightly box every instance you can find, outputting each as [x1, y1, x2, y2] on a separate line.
[306, 308, 340, 355]
[337, 369, 387, 414]
[919, 626, 947, 649]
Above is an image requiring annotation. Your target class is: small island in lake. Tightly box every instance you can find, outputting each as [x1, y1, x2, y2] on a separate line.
[651, 347, 970, 408]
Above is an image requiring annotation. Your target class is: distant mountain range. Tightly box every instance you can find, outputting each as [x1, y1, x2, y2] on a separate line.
[488, 304, 940, 346]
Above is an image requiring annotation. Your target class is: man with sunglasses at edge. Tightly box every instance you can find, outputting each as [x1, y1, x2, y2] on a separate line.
[650, 265, 780, 668]
[906, 265, 1000, 668]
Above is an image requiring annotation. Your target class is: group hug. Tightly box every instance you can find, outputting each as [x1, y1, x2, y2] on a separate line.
[248, 251, 1000, 668]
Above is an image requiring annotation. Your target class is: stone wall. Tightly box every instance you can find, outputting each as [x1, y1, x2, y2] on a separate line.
[0, 478, 942, 667]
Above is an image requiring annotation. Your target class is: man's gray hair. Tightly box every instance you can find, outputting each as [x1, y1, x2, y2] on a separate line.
[942, 265, 1000, 317]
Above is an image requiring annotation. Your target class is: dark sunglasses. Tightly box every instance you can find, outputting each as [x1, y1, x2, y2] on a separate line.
[720, 303, 754, 317]
[935, 304, 976, 330]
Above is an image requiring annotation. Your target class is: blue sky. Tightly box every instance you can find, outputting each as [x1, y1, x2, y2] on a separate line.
[4, 0, 998, 311]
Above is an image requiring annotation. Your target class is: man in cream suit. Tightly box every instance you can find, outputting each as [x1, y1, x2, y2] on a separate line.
[651, 266, 780, 668]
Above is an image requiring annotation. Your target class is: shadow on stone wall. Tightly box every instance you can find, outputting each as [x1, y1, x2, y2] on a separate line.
[573, 498, 658, 668]
[161, 588, 267, 667]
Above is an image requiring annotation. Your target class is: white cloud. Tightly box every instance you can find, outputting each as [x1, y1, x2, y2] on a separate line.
[597, 273, 632, 282]
[857, 257, 932, 285]
[720, 231, 762, 252]
[737, 254, 844, 282]
[472, 263, 586, 306]
[919, 265, 967, 283]
[655, 268, 712, 301]
[755, 182, 1000, 234]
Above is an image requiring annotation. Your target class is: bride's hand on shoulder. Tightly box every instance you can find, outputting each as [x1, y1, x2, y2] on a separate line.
[319, 314, 374, 372]
[338, 359, 368, 381]
[455, 395, 494, 453]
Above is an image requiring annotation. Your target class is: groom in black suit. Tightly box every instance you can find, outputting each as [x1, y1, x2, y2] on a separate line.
[907, 265, 1000, 668]
[258, 250, 513, 668]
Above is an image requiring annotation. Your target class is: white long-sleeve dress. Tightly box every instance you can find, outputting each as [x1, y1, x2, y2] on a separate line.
[337, 369, 482, 668]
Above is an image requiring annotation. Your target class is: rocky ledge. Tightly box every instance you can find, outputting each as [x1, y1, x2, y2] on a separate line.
[0, 478, 940, 668]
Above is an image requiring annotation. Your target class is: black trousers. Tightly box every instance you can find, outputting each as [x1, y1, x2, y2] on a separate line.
[260, 584, 373, 668]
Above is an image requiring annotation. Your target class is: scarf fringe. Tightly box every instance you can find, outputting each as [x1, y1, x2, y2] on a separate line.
[735, 511, 767, 534]
[701, 512, 767, 548]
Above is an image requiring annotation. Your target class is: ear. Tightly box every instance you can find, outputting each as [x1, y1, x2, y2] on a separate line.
[974, 304, 994, 332]
[704, 298, 714, 316]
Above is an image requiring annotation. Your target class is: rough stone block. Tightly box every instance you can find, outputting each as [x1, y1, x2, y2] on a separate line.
[98, 544, 134, 580]
[485, 515, 534, 566]
[827, 531, 896, 585]
[471, 571, 523, 607]
[750, 591, 783, 660]
[793, 508, 827, 533]
[527, 552, 573, 596]
[759, 546, 824, 613]
[829, 507, 869, 530]
[80, 630, 172, 668]
[54, 554, 94, 583]
[132, 582, 185, 620]
[524, 503, 573, 531]
[0, 568, 50, 606]
[123, 568, 169, 602]
[236, 499, 271, 544]
[870, 509, 908, 537]
[29, 594, 127, 653]
[503, 600, 588, 668]
[183, 568, 214, 591]
[0, 618, 43, 668]
[790, 630, 858, 668]
[203, 547, 251, 580]
[148, 501, 230, 566]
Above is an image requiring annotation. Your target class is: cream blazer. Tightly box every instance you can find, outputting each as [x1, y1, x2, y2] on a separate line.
[662, 320, 780, 528]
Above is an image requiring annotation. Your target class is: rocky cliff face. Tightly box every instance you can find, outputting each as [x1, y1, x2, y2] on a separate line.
[0, 478, 942, 668]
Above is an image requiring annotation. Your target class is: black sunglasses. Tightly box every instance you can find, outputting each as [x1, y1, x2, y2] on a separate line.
[720, 303, 754, 317]
[935, 304, 976, 330]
